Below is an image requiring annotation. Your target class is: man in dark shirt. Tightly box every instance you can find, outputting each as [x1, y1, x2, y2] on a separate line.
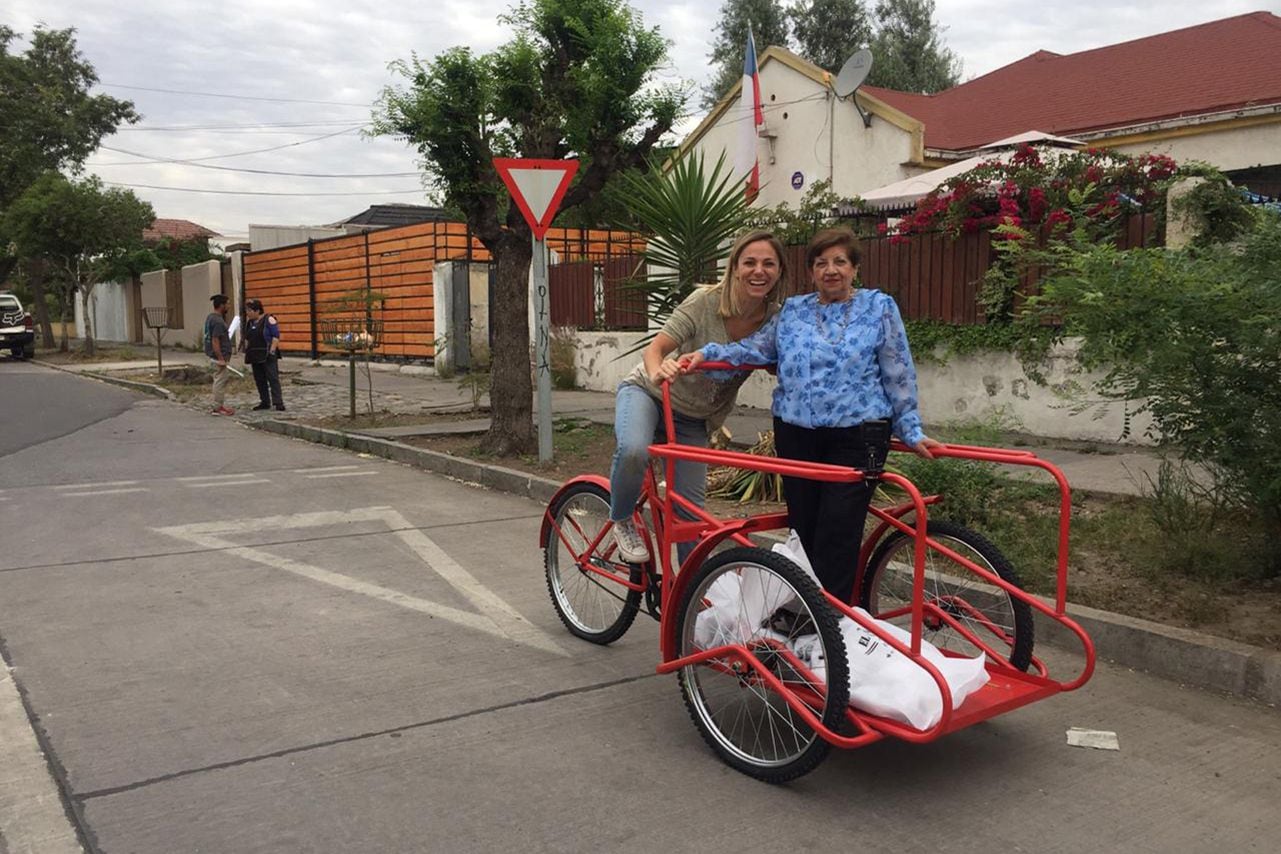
[242, 298, 284, 411]
[204, 294, 235, 416]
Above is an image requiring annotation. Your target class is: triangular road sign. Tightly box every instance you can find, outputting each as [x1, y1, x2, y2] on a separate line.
[493, 158, 579, 241]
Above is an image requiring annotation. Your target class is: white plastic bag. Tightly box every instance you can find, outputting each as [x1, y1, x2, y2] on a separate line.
[771, 531, 990, 730]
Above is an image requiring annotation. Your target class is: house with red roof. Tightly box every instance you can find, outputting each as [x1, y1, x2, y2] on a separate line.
[142, 218, 219, 246]
[681, 11, 1281, 207]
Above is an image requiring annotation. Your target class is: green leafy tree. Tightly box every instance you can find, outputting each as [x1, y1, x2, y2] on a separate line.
[372, 0, 683, 455]
[0, 26, 138, 341]
[703, 0, 790, 109]
[4, 173, 154, 355]
[787, 0, 873, 72]
[866, 0, 961, 93]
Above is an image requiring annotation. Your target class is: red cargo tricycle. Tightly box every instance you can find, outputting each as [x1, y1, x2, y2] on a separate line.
[539, 364, 1095, 782]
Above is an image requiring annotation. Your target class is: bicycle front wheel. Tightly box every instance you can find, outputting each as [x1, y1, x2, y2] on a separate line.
[676, 547, 849, 783]
[544, 483, 642, 644]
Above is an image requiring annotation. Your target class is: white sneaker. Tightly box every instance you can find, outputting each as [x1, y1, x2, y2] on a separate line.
[611, 518, 650, 563]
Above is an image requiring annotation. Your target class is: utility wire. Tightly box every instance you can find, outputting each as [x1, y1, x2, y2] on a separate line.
[117, 121, 370, 132]
[100, 82, 373, 108]
[96, 144, 418, 178]
[104, 181, 424, 197]
[94, 126, 364, 165]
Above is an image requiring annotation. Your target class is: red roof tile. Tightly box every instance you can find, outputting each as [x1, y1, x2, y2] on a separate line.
[868, 12, 1281, 152]
[143, 218, 218, 242]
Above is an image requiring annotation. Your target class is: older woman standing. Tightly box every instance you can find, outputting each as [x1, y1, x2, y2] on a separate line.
[684, 227, 941, 604]
[609, 229, 788, 564]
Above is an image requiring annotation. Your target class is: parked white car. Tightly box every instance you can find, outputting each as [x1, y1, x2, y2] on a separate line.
[0, 292, 36, 359]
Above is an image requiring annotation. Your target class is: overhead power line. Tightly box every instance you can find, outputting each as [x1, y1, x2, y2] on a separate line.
[104, 181, 424, 197]
[94, 126, 364, 165]
[96, 145, 420, 178]
[117, 121, 370, 132]
[101, 82, 373, 108]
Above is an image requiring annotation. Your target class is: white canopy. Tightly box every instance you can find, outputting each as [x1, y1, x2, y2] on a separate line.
[858, 131, 1083, 209]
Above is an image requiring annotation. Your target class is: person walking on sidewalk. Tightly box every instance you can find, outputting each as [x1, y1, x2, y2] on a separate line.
[608, 229, 787, 566]
[204, 294, 235, 416]
[242, 299, 285, 412]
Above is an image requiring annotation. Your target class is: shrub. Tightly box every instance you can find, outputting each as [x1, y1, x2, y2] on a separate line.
[1011, 209, 1281, 573]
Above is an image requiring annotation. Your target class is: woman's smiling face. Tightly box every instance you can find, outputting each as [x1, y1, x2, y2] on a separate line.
[811, 245, 857, 302]
[733, 239, 782, 303]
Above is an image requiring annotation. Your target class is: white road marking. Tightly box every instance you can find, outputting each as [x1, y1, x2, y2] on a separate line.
[61, 487, 149, 497]
[183, 479, 271, 488]
[304, 471, 377, 479]
[0, 496, 10, 501]
[292, 465, 361, 474]
[154, 507, 565, 656]
[0, 666, 85, 853]
[53, 480, 137, 490]
[177, 473, 266, 482]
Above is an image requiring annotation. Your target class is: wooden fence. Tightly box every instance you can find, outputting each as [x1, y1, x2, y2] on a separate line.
[548, 254, 647, 330]
[243, 221, 644, 359]
[784, 211, 1160, 323]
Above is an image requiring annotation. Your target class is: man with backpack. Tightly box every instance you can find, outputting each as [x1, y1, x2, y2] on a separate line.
[242, 298, 285, 412]
[204, 294, 235, 416]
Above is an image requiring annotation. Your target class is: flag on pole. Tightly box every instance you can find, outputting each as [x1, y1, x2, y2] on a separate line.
[736, 24, 764, 202]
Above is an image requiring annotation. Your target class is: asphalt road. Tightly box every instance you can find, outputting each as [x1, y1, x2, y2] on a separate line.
[1, 363, 1279, 854]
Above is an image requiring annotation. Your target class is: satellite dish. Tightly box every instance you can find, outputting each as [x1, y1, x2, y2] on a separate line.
[833, 48, 873, 98]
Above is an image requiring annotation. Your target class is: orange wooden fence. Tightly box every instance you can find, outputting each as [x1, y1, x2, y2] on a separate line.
[243, 221, 644, 359]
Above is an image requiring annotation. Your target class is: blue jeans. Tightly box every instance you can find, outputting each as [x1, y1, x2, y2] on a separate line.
[608, 383, 709, 563]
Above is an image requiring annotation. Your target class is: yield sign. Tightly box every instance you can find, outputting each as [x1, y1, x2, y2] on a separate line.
[493, 158, 579, 241]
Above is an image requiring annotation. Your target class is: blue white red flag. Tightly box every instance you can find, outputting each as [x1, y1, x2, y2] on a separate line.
[736, 25, 763, 201]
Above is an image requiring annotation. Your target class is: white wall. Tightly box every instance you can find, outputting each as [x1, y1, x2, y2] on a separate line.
[1110, 122, 1281, 174]
[73, 281, 131, 342]
[181, 260, 222, 347]
[570, 331, 1155, 445]
[689, 60, 921, 208]
[248, 224, 344, 251]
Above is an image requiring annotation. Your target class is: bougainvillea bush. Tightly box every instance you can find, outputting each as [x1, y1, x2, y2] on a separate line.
[882, 144, 1178, 243]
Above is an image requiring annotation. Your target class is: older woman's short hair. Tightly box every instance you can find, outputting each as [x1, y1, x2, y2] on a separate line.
[805, 227, 862, 270]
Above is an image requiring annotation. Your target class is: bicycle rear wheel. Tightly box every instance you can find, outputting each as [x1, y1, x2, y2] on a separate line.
[860, 520, 1034, 671]
[676, 547, 849, 783]
[544, 483, 643, 644]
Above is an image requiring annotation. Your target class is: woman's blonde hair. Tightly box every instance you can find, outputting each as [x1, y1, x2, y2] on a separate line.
[714, 229, 788, 318]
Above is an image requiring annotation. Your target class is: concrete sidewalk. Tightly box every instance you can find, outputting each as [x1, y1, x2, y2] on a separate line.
[44, 345, 1165, 497]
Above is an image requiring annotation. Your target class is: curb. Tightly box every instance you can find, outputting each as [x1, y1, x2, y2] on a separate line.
[31, 360, 175, 401]
[251, 418, 1280, 707]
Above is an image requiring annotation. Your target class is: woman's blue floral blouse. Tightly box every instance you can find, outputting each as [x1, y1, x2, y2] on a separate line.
[701, 289, 926, 445]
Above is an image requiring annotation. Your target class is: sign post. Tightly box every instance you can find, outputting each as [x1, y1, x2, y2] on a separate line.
[493, 158, 579, 463]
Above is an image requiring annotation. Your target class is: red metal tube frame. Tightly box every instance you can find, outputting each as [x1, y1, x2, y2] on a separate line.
[641, 363, 1096, 743]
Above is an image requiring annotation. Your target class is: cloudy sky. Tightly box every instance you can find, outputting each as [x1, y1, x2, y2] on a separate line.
[3, 0, 1266, 239]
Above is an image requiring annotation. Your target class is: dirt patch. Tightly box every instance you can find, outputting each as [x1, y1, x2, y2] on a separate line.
[305, 410, 486, 430]
[36, 345, 153, 364]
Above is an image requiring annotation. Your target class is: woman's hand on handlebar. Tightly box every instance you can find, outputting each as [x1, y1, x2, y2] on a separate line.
[677, 352, 705, 373]
[911, 437, 944, 459]
[649, 357, 685, 384]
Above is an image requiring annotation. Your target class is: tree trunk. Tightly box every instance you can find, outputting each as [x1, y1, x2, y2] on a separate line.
[480, 235, 535, 456]
[80, 284, 96, 357]
[23, 259, 56, 348]
[58, 284, 71, 352]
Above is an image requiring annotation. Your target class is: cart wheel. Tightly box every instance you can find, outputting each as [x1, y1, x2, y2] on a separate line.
[544, 483, 643, 644]
[676, 547, 849, 784]
[860, 520, 1034, 671]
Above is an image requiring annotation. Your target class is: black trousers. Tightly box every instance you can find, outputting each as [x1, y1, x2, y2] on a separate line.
[773, 417, 889, 606]
[251, 356, 283, 407]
